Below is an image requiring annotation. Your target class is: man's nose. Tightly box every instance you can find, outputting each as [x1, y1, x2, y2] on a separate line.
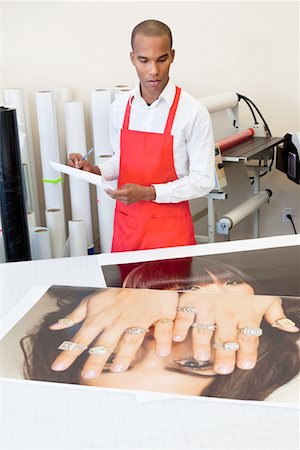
[149, 62, 159, 76]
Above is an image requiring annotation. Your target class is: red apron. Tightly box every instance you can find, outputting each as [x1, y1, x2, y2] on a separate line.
[111, 86, 196, 252]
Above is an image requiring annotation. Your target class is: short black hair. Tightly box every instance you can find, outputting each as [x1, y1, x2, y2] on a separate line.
[131, 20, 173, 50]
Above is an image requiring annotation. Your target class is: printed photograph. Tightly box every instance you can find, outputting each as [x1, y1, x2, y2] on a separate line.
[1, 284, 299, 405]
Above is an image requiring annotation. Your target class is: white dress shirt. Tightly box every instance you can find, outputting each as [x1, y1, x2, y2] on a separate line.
[99, 80, 215, 203]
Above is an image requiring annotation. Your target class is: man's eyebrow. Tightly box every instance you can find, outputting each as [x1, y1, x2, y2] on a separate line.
[137, 54, 169, 60]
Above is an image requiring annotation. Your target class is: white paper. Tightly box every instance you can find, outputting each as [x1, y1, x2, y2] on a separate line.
[50, 161, 103, 186]
[91, 89, 113, 158]
[199, 91, 238, 113]
[36, 91, 65, 215]
[64, 101, 93, 245]
[68, 220, 87, 257]
[27, 211, 36, 228]
[54, 87, 72, 165]
[45, 209, 66, 258]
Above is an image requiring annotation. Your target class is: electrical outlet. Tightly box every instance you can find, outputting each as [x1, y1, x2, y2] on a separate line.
[283, 208, 293, 223]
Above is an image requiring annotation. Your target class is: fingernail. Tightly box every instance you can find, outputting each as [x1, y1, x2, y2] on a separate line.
[110, 364, 124, 373]
[239, 360, 255, 370]
[215, 365, 234, 374]
[81, 369, 100, 379]
[195, 351, 210, 361]
[173, 335, 183, 342]
[156, 349, 169, 357]
[51, 362, 66, 371]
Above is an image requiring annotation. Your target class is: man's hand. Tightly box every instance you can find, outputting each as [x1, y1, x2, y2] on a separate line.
[67, 153, 101, 175]
[105, 183, 156, 204]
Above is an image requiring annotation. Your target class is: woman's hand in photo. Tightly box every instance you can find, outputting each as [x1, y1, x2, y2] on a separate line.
[49, 288, 178, 378]
[173, 292, 299, 375]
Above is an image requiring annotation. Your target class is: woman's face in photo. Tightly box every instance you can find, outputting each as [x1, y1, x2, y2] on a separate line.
[82, 279, 254, 395]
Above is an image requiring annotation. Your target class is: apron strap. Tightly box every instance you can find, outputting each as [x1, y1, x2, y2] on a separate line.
[122, 86, 182, 133]
[164, 86, 181, 135]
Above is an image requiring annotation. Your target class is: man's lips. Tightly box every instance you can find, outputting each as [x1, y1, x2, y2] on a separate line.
[148, 80, 161, 86]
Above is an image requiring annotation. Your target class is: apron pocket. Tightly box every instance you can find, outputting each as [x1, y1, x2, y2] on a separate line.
[146, 215, 195, 249]
[113, 209, 137, 251]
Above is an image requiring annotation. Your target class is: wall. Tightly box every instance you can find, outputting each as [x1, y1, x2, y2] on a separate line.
[1, 0, 299, 244]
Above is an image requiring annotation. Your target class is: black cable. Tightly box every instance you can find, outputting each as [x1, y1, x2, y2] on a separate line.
[286, 214, 298, 234]
[238, 96, 259, 125]
[236, 93, 272, 137]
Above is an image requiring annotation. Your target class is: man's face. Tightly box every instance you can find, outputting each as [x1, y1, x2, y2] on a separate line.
[130, 33, 175, 103]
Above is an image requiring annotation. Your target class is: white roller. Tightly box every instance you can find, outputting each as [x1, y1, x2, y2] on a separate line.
[45, 208, 66, 258]
[54, 88, 73, 165]
[27, 211, 36, 228]
[217, 191, 271, 234]
[64, 101, 93, 246]
[96, 156, 116, 253]
[199, 92, 239, 114]
[36, 91, 65, 216]
[113, 84, 132, 101]
[3, 88, 40, 225]
[30, 227, 52, 260]
[91, 89, 113, 158]
[68, 220, 88, 257]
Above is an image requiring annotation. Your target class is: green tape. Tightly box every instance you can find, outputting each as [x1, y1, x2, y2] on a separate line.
[42, 177, 63, 184]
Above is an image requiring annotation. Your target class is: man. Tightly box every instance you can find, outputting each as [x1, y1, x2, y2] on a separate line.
[68, 20, 215, 252]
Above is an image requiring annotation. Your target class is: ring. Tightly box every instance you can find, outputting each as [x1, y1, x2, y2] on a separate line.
[213, 342, 239, 351]
[271, 318, 295, 328]
[153, 318, 173, 325]
[126, 327, 149, 335]
[238, 326, 262, 337]
[192, 322, 216, 331]
[58, 341, 87, 351]
[58, 318, 76, 326]
[176, 306, 197, 314]
[88, 345, 108, 355]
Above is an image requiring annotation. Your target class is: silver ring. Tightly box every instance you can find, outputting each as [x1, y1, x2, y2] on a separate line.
[192, 322, 216, 331]
[213, 342, 239, 351]
[271, 318, 295, 328]
[58, 341, 87, 351]
[176, 306, 197, 314]
[58, 318, 76, 326]
[126, 327, 149, 335]
[88, 345, 108, 355]
[238, 326, 262, 337]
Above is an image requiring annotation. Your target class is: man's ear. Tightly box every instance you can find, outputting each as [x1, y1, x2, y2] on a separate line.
[130, 52, 135, 66]
[171, 49, 175, 63]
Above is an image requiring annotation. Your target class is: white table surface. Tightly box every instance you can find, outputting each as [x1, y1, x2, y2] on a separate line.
[1, 234, 299, 449]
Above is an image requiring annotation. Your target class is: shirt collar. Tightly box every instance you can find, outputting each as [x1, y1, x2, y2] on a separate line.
[132, 80, 176, 107]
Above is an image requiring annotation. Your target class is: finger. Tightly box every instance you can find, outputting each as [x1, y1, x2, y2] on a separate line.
[264, 298, 299, 332]
[49, 299, 88, 330]
[173, 295, 196, 342]
[108, 332, 146, 373]
[192, 306, 215, 362]
[81, 327, 125, 378]
[51, 317, 107, 371]
[153, 319, 174, 357]
[213, 321, 238, 375]
[236, 322, 261, 370]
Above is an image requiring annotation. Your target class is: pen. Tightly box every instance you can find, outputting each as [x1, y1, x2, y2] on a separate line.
[82, 148, 95, 160]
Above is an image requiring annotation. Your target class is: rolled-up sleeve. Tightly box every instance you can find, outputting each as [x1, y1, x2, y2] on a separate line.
[153, 104, 215, 203]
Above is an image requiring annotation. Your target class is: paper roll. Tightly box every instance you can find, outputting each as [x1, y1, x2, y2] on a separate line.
[64, 101, 93, 246]
[113, 85, 132, 101]
[96, 157, 116, 253]
[199, 92, 239, 114]
[68, 220, 88, 257]
[217, 191, 271, 234]
[45, 208, 66, 258]
[0, 107, 31, 262]
[0, 230, 5, 263]
[3, 88, 40, 225]
[91, 89, 113, 158]
[54, 88, 73, 165]
[30, 227, 52, 260]
[36, 91, 65, 214]
[27, 211, 36, 228]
